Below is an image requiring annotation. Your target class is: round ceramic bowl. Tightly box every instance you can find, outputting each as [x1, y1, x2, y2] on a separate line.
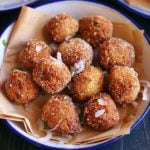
[0, 0, 150, 149]
[116, 0, 150, 18]
[0, 0, 39, 11]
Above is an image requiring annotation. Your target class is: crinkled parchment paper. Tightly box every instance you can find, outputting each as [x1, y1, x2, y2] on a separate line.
[0, 6, 149, 144]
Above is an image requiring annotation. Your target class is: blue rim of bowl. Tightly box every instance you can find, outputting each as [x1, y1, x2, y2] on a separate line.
[0, 0, 40, 11]
[115, 0, 150, 19]
[0, 0, 150, 149]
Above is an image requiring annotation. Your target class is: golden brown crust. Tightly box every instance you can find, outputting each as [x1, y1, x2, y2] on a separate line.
[5, 70, 39, 104]
[41, 94, 82, 135]
[108, 66, 140, 104]
[70, 66, 104, 101]
[79, 16, 113, 47]
[19, 39, 52, 69]
[47, 13, 79, 43]
[32, 58, 71, 94]
[99, 37, 135, 69]
[58, 38, 93, 66]
[84, 93, 120, 131]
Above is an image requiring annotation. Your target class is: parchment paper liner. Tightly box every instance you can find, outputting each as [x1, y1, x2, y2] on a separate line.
[0, 6, 149, 144]
[126, 0, 150, 12]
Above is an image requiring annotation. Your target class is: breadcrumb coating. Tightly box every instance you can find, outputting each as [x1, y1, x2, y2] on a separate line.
[5, 70, 39, 104]
[108, 66, 140, 104]
[41, 94, 82, 135]
[32, 58, 71, 94]
[19, 39, 52, 69]
[70, 66, 104, 101]
[58, 38, 93, 66]
[47, 13, 79, 43]
[79, 16, 113, 47]
[99, 37, 135, 69]
[84, 93, 119, 131]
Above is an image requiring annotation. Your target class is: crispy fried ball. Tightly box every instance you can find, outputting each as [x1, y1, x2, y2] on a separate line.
[99, 37, 135, 69]
[32, 57, 71, 94]
[84, 93, 119, 131]
[5, 70, 39, 104]
[41, 94, 82, 135]
[58, 38, 93, 66]
[79, 16, 113, 47]
[47, 13, 79, 43]
[19, 39, 52, 69]
[70, 66, 104, 101]
[108, 66, 140, 104]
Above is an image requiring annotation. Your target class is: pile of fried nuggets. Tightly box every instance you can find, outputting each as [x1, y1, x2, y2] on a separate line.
[4, 13, 140, 136]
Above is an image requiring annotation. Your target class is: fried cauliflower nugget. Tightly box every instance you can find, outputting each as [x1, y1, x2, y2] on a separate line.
[108, 66, 140, 104]
[70, 66, 104, 101]
[99, 37, 135, 69]
[79, 16, 113, 47]
[58, 38, 93, 66]
[41, 94, 82, 135]
[84, 93, 119, 131]
[5, 70, 39, 104]
[47, 13, 79, 43]
[32, 57, 71, 94]
[19, 39, 52, 69]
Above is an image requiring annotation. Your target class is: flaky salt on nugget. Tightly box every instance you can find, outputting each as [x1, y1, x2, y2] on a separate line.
[41, 94, 82, 135]
[70, 66, 104, 101]
[99, 37, 135, 69]
[19, 39, 52, 69]
[32, 57, 71, 94]
[5, 70, 39, 104]
[79, 16, 113, 47]
[108, 66, 140, 104]
[47, 13, 79, 43]
[58, 38, 93, 67]
[84, 93, 119, 131]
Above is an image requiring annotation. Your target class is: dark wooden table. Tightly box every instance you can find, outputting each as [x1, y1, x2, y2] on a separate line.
[0, 0, 150, 150]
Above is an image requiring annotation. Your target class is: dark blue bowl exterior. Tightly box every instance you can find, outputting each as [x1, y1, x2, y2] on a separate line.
[1, 0, 150, 150]
[115, 0, 150, 19]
